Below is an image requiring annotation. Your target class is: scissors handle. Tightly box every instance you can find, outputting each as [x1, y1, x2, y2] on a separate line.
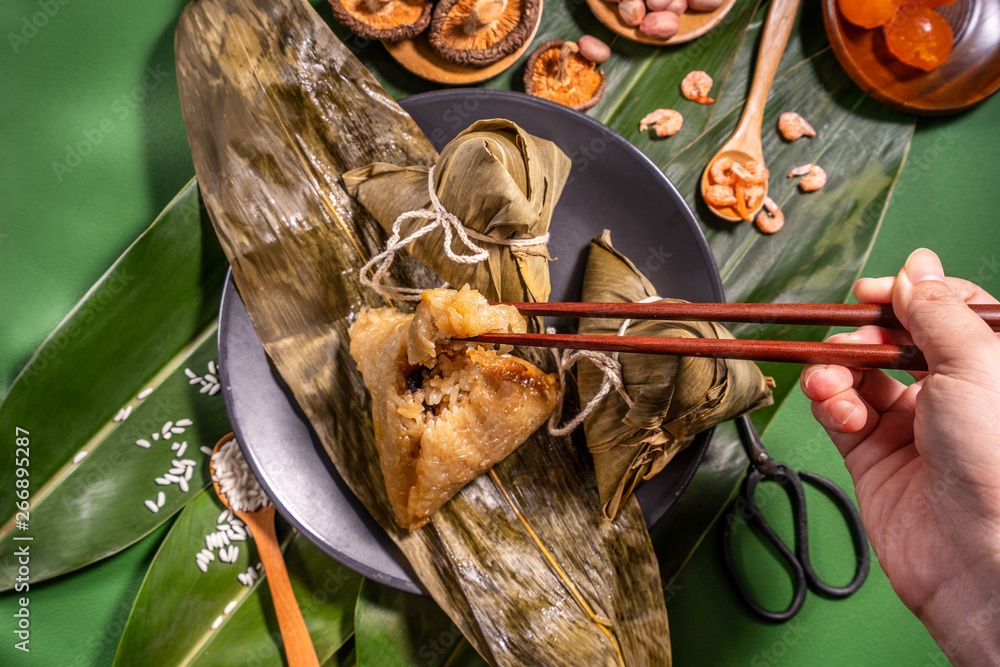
[722, 463, 871, 622]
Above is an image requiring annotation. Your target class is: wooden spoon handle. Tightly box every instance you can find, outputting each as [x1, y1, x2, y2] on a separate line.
[733, 0, 801, 144]
[242, 508, 320, 667]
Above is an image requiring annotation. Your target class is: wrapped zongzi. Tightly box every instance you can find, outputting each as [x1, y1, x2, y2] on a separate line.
[343, 118, 571, 317]
[579, 231, 774, 520]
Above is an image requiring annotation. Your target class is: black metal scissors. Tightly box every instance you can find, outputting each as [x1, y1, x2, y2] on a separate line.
[722, 414, 871, 622]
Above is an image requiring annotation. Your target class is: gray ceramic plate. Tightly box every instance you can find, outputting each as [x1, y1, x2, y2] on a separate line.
[219, 89, 724, 594]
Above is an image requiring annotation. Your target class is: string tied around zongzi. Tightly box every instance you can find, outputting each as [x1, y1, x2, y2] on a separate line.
[359, 165, 551, 301]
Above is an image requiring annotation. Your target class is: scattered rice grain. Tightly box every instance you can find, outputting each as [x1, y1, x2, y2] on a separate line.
[72, 451, 88, 464]
[201, 446, 214, 456]
[208, 384, 221, 396]
[175, 442, 188, 457]
[218, 509, 233, 523]
[197, 559, 209, 573]
[171, 426, 185, 435]
[179, 478, 190, 493]
[224, 600, 238, 615]
[209, 361, 217, 375]
[205, 373, 218, 384]
[211, 615, 223, 630]
[190, 377, 203, 385]
[144, 500, 159, 513]
[176, 418, 194, 427]
[165, 473, 182, 483]
[156, 491, 166, 508]
[136, 439, 151, 448]
[121, 405, 132, 420]
[184, 368, 197, 379]
[155, 477, 170, 485]
[138, 387, 153, 399]
[152, 433, 160, 441]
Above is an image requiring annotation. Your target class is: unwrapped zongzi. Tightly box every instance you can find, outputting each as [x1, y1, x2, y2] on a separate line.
[348, 287, 558, 530]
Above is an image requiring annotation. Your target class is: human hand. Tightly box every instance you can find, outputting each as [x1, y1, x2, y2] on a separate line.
[801, 248, 1000, 665]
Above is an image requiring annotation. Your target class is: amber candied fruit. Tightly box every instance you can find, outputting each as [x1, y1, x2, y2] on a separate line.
[884, 6, 954, 71]
[838, 0, 896, 28]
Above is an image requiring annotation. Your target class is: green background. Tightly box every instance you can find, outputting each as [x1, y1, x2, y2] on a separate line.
[1, 0, 998, 664]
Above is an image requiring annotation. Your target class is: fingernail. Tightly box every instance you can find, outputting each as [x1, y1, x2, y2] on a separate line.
[831, 400, 860, 427]
[905, 248, 946, 284]
[803, 365, 826, 391]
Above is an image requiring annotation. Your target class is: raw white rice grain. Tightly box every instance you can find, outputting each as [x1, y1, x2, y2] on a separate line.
[218, 509, 233, 524]
[156, 491, 166, 508]
[165, 473, 182, 483]
[136, 439, 151, 448]
[155, 477, 170, 486]
[205, 373, 219, 384]
[170, 441, 181, 451]
[144, 500, 159, 513]
[152, 433, 160, 441]
[211, 615, 224, 630]
[255, 562, 263, 571]
[175, 442, 188, 457]
[163, 431, 173, 441]
[72, 451, 88, 464]
[201, 445, 214, 456]
[190, 377, 204, 385]
[138, 387, 153, 399]
[199, 383, 212, 394]
[209, 361, 217, 375]
[176, 418, 193, 427]
[171, 426, 185, 435]
[180, 459, 197, 467]
[184, 368, 197, 379]
[227, 545, 239, 561]
[211, 437, 270, 512]
[183, 466, 194, 481]
[179, 478, 190, 493]
[121, 405, 132, 420]
[197, 559, 209, 573]
[208, 384, 221, 396]
[224, 600, 238, 615]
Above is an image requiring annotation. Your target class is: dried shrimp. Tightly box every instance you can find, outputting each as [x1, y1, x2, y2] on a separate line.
[681, 71, 714, 104]
[706, 157, 769, 220]
[787, 163, 827, 192]
[755, 196, 784, 234]
[777, 112, 816, 141]
[639, 108, 684, 137]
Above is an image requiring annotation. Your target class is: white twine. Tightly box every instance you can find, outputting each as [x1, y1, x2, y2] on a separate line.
[547, 296, 661, 436]
[358, 165, 550, 301]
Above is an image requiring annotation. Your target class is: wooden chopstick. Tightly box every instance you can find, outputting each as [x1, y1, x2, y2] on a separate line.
[504, 302, 1000, 330]
[466, 333, 929, 371]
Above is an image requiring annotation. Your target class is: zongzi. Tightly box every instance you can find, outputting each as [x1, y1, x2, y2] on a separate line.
[349, 287, 558, 530]
[579, 231, 774, 520]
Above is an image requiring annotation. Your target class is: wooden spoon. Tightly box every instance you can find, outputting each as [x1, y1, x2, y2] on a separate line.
[210, 433, 320, 667]
[701, 0, 801, 222]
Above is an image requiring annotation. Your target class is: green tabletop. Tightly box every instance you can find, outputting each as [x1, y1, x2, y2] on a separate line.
[2, 0, 999, 664]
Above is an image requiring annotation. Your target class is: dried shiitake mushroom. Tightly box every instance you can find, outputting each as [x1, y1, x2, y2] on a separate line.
[524, 39, 607, 111]
[328, 0, 432, 42]
[428, 0, 541, 67]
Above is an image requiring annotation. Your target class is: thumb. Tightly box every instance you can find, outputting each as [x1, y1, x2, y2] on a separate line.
[894, 248, 1000, 378]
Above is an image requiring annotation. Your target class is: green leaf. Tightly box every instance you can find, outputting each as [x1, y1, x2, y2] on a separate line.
[0, 181, 233, 590]
[114, 490, 363, 666]
[355, 579, 488, 667]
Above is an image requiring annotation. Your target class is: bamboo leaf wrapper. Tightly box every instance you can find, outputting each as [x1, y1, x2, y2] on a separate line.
[175, 0, 671, 663]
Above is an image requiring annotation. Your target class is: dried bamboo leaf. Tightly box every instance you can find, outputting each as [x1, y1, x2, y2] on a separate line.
[578, 231, 773, 520]
[176, 0, 670, 664]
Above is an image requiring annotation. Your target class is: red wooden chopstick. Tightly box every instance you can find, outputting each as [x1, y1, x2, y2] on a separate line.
[503, 301, 1000, 329]
[466, 333, 929, 371]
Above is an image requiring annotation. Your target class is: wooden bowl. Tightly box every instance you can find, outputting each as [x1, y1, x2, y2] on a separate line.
[823, 0, 1000, 114]
[586, 0, 739, 46]
[383, 5, 541, 84]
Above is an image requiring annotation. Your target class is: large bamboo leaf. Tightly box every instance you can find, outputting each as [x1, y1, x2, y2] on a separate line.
[176, 0, 670, 663]
[0, 181, 233, 589]
[354, 579, 488, 667]
[114, 489, 362, 666]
